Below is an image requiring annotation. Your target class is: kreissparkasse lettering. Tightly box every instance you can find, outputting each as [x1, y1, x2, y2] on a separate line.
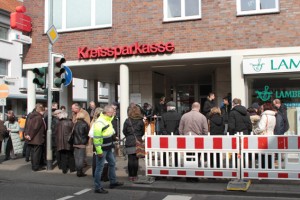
[78, 42, 175, 59]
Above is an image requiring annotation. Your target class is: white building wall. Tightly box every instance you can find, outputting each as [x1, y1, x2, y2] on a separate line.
[72, 78, 87, 102]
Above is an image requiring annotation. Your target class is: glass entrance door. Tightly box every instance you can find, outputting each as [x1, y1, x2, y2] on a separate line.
[176, 85, 195, 115]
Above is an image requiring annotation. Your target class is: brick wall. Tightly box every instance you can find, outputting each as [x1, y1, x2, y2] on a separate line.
[24, 0, 300, 64]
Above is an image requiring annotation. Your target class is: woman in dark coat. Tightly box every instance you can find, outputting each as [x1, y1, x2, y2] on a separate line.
[55, 110, 75, 174]
[123, 105, 145, 181]
[73, 112, 89, 177]
[209, 107, 225, 135]
[208, 107, 224, 168]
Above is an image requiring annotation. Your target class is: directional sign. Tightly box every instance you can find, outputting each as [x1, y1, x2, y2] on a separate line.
[63, 65, 73, 86]
[0, 84, 9, 98]
[46, 25, 59, 44]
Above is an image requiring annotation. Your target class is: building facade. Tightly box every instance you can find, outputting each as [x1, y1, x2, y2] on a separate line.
[0, 0, 30, 118]
[23, 0, 300, 134]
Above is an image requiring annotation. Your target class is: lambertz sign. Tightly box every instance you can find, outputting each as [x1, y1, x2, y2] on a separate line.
[78, 42, 175, 59]
[256, 85, 300, 102]
[243, 56, 300, 74]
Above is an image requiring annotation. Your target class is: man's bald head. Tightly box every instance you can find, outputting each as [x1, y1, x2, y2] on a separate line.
[191, 102, 201, 111]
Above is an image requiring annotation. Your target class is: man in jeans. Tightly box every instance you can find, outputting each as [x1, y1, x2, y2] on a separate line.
[93, 105, 123, 194]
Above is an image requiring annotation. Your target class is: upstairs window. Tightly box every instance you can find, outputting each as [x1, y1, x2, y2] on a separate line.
[0, 25, 9, 40]
[45, 0, 112, 32]
[163, 0, 201, 22]
[0, 59, 9, 76]
[237, 0, 279, 16]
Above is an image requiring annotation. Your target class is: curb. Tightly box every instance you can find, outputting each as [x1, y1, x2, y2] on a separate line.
[117, 182, 300, 198]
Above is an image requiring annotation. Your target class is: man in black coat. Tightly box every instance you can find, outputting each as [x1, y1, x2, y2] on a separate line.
[160, 101, 181, 167]
[203, 92, 216, 118]
[221, 96, 231, 134]
[273, 99, 289, 134]
[228, 98, 251, 135]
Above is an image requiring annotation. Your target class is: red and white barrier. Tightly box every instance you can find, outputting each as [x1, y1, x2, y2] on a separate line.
[145, 135, 239, 179]
[243, 135, 300, 150]
[145, 134, 300, 181]
[147, 135, 237, 150]
[241, 135, 300, 180]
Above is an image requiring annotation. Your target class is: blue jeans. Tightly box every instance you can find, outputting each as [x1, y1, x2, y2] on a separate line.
[94, 149, 116, 190]
[74, 148, 86, 172]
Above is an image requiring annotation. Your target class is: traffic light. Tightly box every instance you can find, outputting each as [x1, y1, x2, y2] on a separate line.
[51, 54, 66, 91]
[32, 67, 46, 89]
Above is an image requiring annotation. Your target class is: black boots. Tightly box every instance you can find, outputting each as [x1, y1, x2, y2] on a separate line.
[77, 171, 87, 177]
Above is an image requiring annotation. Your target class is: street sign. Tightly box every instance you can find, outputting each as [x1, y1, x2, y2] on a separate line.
[63, 65, 73, 86]
[0, 84, 9, 98]
[46, 25, 59, 44]
[0, 98, 6, 106]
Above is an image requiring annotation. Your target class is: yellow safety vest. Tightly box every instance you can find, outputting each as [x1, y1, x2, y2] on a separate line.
[93, 113, 115, 154]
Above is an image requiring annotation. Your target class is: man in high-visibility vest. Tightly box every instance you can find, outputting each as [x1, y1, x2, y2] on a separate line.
[93, 105, 123, 194]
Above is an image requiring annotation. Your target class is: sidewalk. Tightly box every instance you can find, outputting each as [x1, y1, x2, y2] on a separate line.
[1, 154, 300, 198]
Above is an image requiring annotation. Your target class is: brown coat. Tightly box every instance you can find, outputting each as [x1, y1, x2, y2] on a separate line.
[55, 118, 74, 151]
[26, 111, 46, 145]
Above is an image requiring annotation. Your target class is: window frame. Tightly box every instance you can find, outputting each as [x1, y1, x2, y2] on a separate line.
[163, 0, 202, 22]
[44, 0, 112, 33]
[236, 0, 280, 16]
[0, 58, 9, 77]
[0, 24, 9, 41]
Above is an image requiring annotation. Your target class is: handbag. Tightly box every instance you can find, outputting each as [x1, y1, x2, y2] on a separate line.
[129, 119, 145, 158]
[135, 138, 145, 158]
[68, 124, 75, 145]
[68, 133, 74, 145]
[2, 129, 9, 138]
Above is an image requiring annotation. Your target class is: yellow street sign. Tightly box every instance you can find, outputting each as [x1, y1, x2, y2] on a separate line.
[46, 25, 59, 44]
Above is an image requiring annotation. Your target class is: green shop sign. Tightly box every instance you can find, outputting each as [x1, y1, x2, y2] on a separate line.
[243, 56, 300, 74]
[256, 85, 300, 101]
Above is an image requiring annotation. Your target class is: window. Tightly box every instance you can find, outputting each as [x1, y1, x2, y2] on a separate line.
[0, 59, 9, 76]
[0, 26, 9, 40]
[163, 0, 201, 22]
[237, 0, 279, 16]
[45, 0, 112, 32]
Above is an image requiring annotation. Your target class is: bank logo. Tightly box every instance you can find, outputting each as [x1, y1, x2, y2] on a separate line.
[255, 85, 273, 101]
[250, 58, 265, 72]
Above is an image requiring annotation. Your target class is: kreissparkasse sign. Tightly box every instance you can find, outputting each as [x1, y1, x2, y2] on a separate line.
[78, 42, 175, 59]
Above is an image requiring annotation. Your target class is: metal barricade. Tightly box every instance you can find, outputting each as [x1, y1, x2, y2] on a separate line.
[145, 134, 240, 179]
[240, 134, 300, 180]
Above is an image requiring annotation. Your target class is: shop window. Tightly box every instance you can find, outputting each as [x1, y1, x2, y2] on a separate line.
[248, 76, 300, 135]
[45, 0, 112, 32]
[237, 0, 279, 16]
[0, 25, 9, 40]
[163, 0, 201, 22]
[0, 59, 8, 76]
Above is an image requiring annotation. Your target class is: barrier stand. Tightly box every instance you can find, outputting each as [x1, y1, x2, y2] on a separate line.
[227, 132, 251, 191]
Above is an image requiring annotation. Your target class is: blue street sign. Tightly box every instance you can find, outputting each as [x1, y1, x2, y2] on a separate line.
[63, 65, 72, 86]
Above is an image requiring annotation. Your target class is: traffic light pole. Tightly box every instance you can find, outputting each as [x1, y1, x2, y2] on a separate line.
[47, 0, 53, 170]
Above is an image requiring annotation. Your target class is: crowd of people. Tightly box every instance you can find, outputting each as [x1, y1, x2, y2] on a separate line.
[0, 94, 290, 193]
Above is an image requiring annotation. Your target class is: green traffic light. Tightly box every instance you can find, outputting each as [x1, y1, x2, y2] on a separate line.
[52, 55, 66, 89]
[33, 77, 45, 86]
[54, 78, 66, 87]
[33, 67, 46, 76]
[32, 67, 46, 88]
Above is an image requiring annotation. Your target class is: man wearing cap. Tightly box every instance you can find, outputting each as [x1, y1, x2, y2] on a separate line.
[160, 101, 181, 167]
[160, 101, 181, 135]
